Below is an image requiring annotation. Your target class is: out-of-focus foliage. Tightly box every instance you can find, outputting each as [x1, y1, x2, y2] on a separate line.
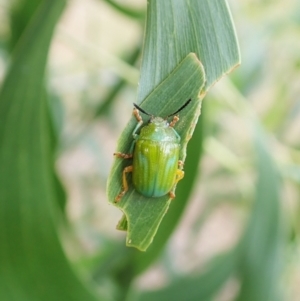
[0, 0, 299, 301]
[0, 1, 105, 301]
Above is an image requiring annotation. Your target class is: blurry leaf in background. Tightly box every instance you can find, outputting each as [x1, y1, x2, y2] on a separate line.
[8, 0, 42, 52]
[235, 124, 284, 301]
[0, 0, 106, 300]
[103, 0, 146, 20]
[130, 250, 237, 301]
[94, 45, 142, 118]
[107, 0, 240, 252]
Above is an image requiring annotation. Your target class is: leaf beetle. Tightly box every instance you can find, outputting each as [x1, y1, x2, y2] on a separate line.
[114, 99, 192, 202]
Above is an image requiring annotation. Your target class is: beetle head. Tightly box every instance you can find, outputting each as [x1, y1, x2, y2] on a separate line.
[133, 98, 192, 122]
[151, 117, 168, 127]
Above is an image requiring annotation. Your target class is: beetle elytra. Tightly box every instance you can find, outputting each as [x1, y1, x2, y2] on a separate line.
[114, 99, 191, 202]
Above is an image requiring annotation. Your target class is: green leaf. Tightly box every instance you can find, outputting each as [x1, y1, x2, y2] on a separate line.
[9, 0, 43, 51]
[95, 45, 141, 118]
[281, 164, 300, 183]
[0, 1, 105, 300]
[107, 53, 205, 251]
[137, 0, 240, 102]
[107, 0, 240, 251]
[102, 0, 145, 20]
[236, 125, 284, 301]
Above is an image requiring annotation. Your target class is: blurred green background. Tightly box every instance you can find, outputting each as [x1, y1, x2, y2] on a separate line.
[0, 0, 299, 300]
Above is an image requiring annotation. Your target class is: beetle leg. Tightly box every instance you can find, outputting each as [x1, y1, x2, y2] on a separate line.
[114, 152, 133, 159]
[114, 106, 144, 157]
[176, 169, 185, 182]
[178, 160, 184, 169]
[115, 166, 133, 202]
[132, 107, 144, 139]
[169, 115, 179, 128]
[114, 140, 136, 159]
[169, 125, 180, 139]
[169, 169, 184, 199]
[113, 106, 142, 160]
[133, 107, 143, 122]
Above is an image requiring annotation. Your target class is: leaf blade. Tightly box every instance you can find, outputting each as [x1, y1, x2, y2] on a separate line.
[130, 251, 237, 301]
[0, 1, 105, 300]
[107, 0, 240, 251]
[108, 54, 205, 251]
[236, 125, 284, 301]
[137, 0, 240, 102]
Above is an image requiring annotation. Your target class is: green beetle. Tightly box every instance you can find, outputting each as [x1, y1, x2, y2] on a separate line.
[114, 99, 191, 202]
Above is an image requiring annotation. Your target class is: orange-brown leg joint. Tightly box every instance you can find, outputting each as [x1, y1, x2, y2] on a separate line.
[133, 107, 142, 123]
[178, 160, 184, 169]
[169, 169, 184, 199]
[114, 152, 133, 159]
[169, 115, 179, 128]
[169, 191, 176, 199]
[115, 165, 133, 202]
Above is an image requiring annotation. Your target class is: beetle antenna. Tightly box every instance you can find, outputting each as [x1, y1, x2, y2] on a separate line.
[133, 103, 152, 116]
[167, 98, 192, 117]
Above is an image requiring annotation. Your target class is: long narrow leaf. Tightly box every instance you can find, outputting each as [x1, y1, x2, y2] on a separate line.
[130, 251, 237, 301]
[107, 0, 240, 251]
[0, 1, 104, 300]
[108, 54, 205, 251]
[236, 124, 283, 301]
